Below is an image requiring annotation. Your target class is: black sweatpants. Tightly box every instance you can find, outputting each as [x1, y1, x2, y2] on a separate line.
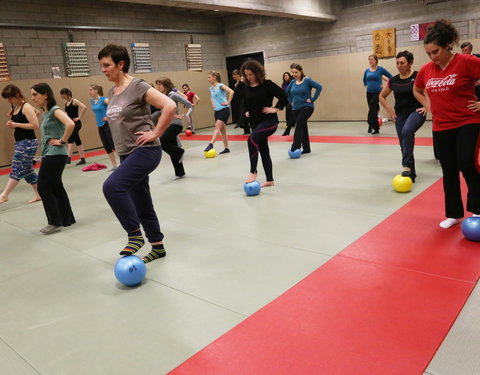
[291, 106, 314, 152]
[160, 124, 185, 177]
[366, 91, 381, 133]
[38, 155, 75, 227]
[433, 123, 480, 218]
[248, 118, 278, 181]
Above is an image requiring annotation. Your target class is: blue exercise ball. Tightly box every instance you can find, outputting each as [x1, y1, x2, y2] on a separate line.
[461, 217, 480, 242]
[114, 255, 147, 286]
[244, 180, 261, 196]
[288, 149, 301, 159]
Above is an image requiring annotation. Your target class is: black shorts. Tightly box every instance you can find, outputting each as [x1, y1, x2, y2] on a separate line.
[214, 107, 230, 123]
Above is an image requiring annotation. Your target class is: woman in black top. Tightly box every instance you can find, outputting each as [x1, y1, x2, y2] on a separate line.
[0, 84, 41, 204]
[232, 69, 250, 134]
[281, 71, 295, 136]
[60, 88, 88, 165]
[379, 50, 426, 182]
[241, 60, 287, 187]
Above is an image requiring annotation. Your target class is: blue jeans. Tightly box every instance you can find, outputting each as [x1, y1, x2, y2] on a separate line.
[395, 110, 426, 178]
[103, 146, 163, 243]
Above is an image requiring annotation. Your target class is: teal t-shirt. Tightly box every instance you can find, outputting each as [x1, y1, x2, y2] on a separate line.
[41, 105, 67, 156]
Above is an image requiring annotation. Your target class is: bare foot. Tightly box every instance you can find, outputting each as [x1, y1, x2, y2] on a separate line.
[245, 173, 257, 183]
[0, 195, 8, 204]
[27, 196, 41, 204]
[261, 181, 275, 188]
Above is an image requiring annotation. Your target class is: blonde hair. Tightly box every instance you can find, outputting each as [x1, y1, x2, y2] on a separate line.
[208, 70, 222, 83]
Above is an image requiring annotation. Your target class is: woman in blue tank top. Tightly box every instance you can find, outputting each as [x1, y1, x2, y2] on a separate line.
[204, 71, 234, 154]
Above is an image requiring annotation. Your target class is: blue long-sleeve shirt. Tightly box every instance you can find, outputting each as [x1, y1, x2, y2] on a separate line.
[286, 78, 323, 110]
[363, 66, 392, 93]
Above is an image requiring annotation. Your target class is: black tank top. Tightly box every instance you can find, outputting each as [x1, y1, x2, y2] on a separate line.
[11, 103, 36, 142]
[65, 100, 79, 120]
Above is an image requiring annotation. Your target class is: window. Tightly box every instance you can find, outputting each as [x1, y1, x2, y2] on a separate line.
[342, 0, 374, 9]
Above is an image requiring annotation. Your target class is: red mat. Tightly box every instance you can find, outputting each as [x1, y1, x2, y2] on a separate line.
[0, 149, 107, 176]
[179, 133, 434, 146]
[169, 179, 480, 375]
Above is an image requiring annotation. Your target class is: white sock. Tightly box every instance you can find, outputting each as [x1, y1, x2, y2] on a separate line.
[439, 218, 462, 229]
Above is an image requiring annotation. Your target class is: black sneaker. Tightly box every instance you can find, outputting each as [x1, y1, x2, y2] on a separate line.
[204, 143, 213, 152]
[401, 170, 416, 183]
[219, 148, 230, 154]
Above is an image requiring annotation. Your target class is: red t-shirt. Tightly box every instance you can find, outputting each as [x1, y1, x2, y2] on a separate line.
[186, 91, 195, 104]
[415, 53, 480, 131]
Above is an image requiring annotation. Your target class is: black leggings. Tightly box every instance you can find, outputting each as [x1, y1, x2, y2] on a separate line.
[38, 155, 75, 227]
[291, 106, 314, 152]
[248, 119, 278, 181]
[160, 124, 185, 177]
[433, 123, 480, 218]
[366, 92, 380, 132]
[98, 122, 115, 154]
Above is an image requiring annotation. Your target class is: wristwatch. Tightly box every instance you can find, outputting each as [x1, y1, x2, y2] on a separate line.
[59, 138, 66, 145]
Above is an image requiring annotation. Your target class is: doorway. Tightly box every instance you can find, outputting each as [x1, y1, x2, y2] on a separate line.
[225, 51, 264, 123]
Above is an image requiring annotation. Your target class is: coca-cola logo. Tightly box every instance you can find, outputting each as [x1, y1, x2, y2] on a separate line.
[426, 74, 458, 89]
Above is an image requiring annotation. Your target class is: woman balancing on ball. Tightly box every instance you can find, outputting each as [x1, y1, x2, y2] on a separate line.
[242, 60, 287, 187]
[98, 44, 176, 263]
[413, 19, 480, 229]
[155, 77, 193, 178]
[379, 50, 426, 182]
[204, 71, 234, 154]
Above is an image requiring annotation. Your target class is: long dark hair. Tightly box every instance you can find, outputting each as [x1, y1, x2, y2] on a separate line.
[1, 84, 25, 100]
[32, 83, 56, 110]
[282, 72, 292, 84]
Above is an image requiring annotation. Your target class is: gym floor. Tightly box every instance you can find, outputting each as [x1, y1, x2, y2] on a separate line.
[0, 120, 478, 375]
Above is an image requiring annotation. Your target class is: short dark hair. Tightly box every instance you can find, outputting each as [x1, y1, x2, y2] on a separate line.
[241, 60, 266, 86]
[182, 83, 190, 90]
[32, 83, 56, 110]
[460, 41, 473, 49]
[232, 69, 240, 75]
[155, 77, 174, 94]
[290, 63, 305, 79]
[98, 44, 130, 73]
[60, 88, 72, 97]
[396, 50, 414, 64]
[1, 84, 25, 100]
[424, 19, 459, 50]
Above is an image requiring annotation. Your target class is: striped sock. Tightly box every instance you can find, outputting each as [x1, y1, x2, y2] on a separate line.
[142, 244, 166, 263]
[119, 230, 145, 255]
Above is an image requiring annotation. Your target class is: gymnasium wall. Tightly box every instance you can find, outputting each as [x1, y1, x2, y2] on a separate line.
[0, 69, 226, 166]
[1, 0, 225, 80]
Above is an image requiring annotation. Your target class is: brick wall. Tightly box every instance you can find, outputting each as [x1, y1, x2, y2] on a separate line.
[0, 0, 226, 80]
[223, 0, 480, 62]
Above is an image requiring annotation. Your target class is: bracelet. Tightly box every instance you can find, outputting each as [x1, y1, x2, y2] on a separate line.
[59, 138, 66, 145]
